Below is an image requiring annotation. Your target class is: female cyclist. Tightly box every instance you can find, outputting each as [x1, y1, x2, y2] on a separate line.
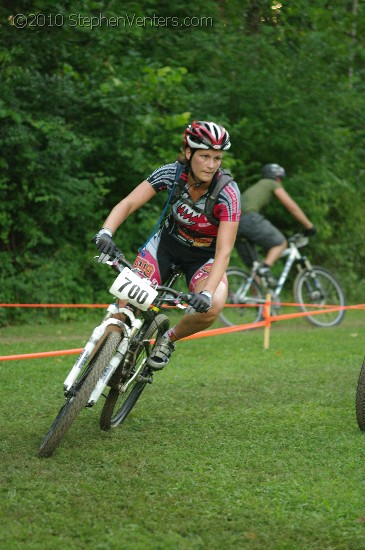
[94, 120, 241, 369]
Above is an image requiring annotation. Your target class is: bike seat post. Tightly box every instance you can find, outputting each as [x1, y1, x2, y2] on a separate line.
[170, 263, 182, 275]
[167, 264, 183, 287]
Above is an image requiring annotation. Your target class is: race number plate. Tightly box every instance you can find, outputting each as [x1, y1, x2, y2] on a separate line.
[109, 267, 158, 311]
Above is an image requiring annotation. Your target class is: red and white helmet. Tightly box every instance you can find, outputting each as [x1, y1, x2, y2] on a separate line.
[183, 120, 231, 150]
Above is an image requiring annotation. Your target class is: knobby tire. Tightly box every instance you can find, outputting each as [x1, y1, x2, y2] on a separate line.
[219, 267, 263, 327]
[38, 331, 122, 457]
[355, 357, 365, 431]
[294, 266, 345, 327]
[100, 314, 170, 430]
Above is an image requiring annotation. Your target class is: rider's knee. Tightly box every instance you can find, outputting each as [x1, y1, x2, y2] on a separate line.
[196, 308, 218, 326]
[207, 298, 225, 321]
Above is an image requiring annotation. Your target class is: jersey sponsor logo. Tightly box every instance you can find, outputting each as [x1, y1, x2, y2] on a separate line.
[176, 226, 213, 248]
[133, 257, 155, 279]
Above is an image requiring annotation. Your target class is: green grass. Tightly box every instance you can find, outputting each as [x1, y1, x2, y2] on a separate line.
[1, 312, 365, 549]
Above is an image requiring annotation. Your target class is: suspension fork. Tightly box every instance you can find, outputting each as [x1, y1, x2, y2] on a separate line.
[63, 304, 125, 393]
[297, 256, 324, 296]
[87, 308, 145, 405]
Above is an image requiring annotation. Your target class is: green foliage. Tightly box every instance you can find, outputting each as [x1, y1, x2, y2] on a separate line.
[0, 0, 365, 322]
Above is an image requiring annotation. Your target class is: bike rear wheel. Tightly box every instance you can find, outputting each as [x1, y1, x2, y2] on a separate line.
[99, 314, 170, 430]
[219, 267, 264, 327]
[293, 266, 346, 327]
[38, 331, 122, 457]
[355, 357, 365, 431]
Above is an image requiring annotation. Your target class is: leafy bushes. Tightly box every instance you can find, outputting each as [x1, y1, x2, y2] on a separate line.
[0, 0, 364, 324]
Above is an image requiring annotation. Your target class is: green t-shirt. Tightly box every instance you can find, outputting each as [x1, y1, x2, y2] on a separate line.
[241, 178, 283, 214]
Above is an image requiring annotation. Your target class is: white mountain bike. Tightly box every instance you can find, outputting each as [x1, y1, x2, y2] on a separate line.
[220, 233, 346, 328]
[38, 249, 191, 458]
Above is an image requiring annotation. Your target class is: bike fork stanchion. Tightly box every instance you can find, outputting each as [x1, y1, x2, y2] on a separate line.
[63, 318, 124, 392]
[263, 293, 272, 350]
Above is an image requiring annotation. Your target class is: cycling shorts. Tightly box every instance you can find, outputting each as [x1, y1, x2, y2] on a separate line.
[237, 212, 285, 250]
[133, 227, 227, 292]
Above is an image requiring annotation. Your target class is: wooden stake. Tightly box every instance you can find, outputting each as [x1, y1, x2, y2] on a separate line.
[263, 292, 272, 350]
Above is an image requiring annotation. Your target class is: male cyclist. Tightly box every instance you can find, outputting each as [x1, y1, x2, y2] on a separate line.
[235, 163, 316, 286]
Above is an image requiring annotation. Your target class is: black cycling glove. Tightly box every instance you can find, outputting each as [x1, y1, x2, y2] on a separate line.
[303, 226, 317, 237]
[94, 228, 116, 263]
[186, 291, 213, 314]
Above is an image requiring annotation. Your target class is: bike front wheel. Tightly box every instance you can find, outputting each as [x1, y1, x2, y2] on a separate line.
[219, 267, 264, 327]
[355, 357, 365, 431]
[293, 266, 346, 327]
[99, 314, 170, 430]
[38, 331, 122, 457]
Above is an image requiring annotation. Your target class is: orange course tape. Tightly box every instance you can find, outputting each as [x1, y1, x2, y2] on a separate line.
[3, 302, 365, 309]
[0, 303, 109, 308]
[0, 303, 364, 362]
[0, 348, 83, 361]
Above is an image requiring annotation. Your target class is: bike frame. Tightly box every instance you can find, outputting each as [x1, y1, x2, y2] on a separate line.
[273, 240, 310, 298]
[236, 238, 312, 305]
[63, 262, 185, 409]
[222, 233, 346, 330]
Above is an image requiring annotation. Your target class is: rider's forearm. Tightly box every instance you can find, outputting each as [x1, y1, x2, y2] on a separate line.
[201, 221, 238, 295]
[276, 189, 314, 230]
[288, 204, 313, 229]
[102, 200, 134, 234]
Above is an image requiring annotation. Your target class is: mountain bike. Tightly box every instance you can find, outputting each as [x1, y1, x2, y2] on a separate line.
[220, 233, 346, 328]
[38, 249, 191, 458]
[355, 357, 365, 431]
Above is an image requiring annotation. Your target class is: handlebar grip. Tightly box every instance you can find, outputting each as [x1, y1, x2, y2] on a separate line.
[113, 247, 124, 260]
[113, 249, 134, 270]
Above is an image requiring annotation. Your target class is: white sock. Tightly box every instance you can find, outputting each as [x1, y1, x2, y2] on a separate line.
[163, 326, 178, 342]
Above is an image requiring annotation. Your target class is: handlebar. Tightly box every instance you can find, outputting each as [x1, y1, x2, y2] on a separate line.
[96, 248, 192, 308]
[111, 248, 134, 272]
[288, 233, 309, 248]
[154, 287, 192, 308]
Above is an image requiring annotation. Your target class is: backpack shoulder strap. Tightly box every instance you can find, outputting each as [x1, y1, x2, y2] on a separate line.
[171, 162, 186, 203]
[205, 170, 234, 225]
[138, 162, 185, 256]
